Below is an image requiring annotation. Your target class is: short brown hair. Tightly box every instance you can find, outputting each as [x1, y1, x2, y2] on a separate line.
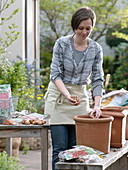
[71, 6, 96, 31]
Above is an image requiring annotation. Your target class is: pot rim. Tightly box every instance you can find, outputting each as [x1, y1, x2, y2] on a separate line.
[74, 114, 114, 123]
[101, 109, 128, 118]
[101, 106, 128, 111]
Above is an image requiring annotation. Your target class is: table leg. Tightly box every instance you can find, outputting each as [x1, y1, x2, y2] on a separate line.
[40, 128, 48, 170]
[6, 138, 12, 156]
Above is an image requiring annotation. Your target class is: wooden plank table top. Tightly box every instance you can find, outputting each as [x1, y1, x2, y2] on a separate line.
[0, 122, 50, 170]
[0, 124, 49, 129]
[56, 140, 128, 170]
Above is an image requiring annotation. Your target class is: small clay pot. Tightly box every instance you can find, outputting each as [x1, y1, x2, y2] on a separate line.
[101, 106, 128, 147]
[74, 115, 114, 154]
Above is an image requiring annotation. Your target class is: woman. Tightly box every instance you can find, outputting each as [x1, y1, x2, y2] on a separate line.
[44, 6, 104, 170]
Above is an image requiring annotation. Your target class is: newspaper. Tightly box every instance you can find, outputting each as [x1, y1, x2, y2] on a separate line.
[102, 88, 128, 99]
[107, 93, 128, 107]
[101, 88, 128, 107]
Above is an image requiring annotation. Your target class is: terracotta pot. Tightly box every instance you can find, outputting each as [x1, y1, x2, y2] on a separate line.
[74, 115, 114, 154]
[101, 106, 128, 147]
[126, 116, 128, 139]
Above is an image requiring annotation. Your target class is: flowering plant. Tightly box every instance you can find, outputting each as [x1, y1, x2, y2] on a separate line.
[0, 56, 45, 113]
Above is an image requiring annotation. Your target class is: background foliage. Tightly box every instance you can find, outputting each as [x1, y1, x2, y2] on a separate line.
[40, 0, 128, 90]
[0, 0, 128, 115]
[0, 56, 43, 112]
[0, 151, 24, 170]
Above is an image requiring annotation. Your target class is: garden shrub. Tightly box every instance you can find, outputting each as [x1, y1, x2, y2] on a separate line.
[0, 56, 45, 113]
[0, 151, 24, 170]
[103, 55, 115, 76]
[112, 55, 128, 90]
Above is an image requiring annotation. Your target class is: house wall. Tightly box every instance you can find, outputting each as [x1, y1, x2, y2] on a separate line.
[0, 0, 40, 68]
[0, 0, 25, 61]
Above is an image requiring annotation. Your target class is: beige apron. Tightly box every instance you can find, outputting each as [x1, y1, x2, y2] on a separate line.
[44, 81, 90, 125]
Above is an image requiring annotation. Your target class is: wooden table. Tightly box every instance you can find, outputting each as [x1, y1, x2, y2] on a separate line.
[0, 124, 49, 170]
[56, 140, 128, 170]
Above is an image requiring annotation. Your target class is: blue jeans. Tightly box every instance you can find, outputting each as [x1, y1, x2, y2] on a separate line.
[50, 125, 76, 170]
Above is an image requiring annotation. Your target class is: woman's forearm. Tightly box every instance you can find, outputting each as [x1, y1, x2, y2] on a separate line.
[94, 96, 102, 108]
[54, 79, 70, 98]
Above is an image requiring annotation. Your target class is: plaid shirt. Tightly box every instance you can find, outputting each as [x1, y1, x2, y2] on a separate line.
[50, 34, 104, 96]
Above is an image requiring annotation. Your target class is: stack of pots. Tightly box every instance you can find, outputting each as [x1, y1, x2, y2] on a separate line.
[74, 115, 114, 154]
[101, 106, 128, 148]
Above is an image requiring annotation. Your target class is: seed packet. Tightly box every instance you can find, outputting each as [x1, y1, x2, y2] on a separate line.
[58, 145, 105, 162]
[0, 84, 14, 119]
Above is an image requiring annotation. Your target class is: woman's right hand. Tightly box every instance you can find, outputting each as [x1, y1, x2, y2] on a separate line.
[54, 79, 81, 106]
[67, 95, 81, 106]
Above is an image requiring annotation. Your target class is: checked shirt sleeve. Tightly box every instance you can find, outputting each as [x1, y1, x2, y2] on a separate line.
[92, 45, 104, 97]
[50, 39, 64, 82]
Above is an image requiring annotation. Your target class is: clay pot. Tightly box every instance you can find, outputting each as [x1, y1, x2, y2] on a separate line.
[101, 106, 128, 147]
[74, 115, 114, 154]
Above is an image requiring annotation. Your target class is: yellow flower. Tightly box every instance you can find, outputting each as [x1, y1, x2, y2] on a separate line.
[41, 85, 45, 88]
[37, 97, 41, 100]
[29, 95, 34, 98]
[25, 92, 29, 95]
[37, 94, 44, 96]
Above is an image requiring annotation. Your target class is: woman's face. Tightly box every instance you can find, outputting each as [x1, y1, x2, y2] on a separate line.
[74, 19, 93, 40]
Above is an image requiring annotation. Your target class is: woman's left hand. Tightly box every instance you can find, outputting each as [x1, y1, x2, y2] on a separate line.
[89, 106, 102, 119]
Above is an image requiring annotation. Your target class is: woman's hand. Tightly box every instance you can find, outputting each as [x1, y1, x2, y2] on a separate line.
[54, 79, 81, 106]
[89, 96, 102, 118]
[67, 95, 81, 106]
[89, 106, 102, 119]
